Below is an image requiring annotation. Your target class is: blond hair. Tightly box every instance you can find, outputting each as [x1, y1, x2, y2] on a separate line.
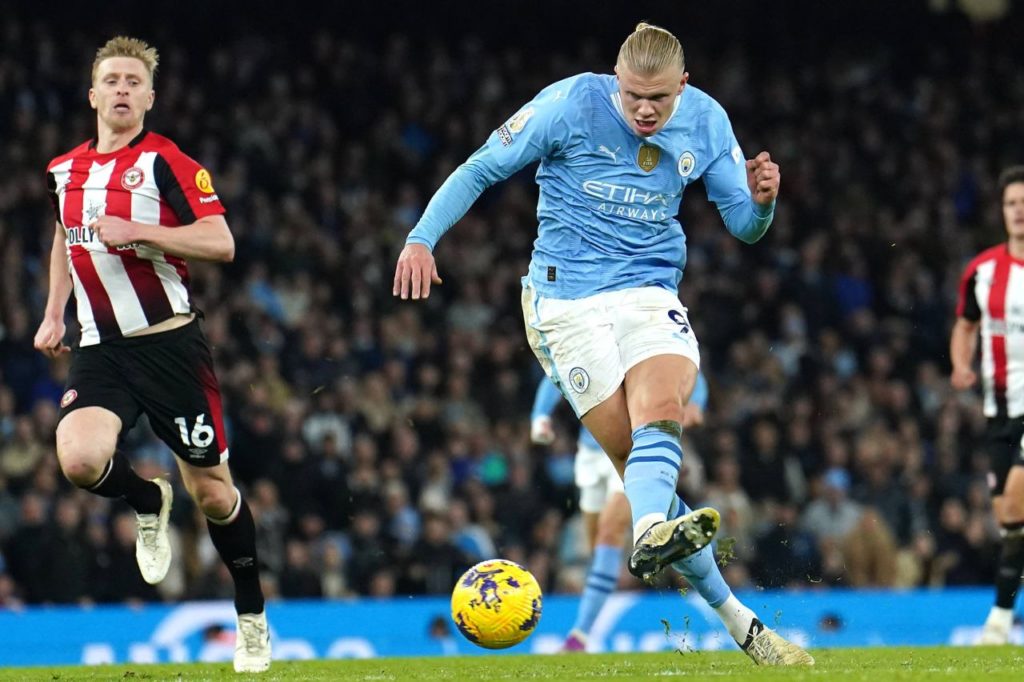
[616, 22, 684, 75]
[91, 36, 159, 84]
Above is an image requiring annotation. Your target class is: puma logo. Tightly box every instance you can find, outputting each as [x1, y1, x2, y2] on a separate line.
[597, 145, 621, 163]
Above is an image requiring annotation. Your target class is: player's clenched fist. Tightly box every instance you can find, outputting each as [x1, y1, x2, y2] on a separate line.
[33, 316, 69, 358]
[91, 215, 139, 248]
[393, 242, 443, 300]
[745, 151, 780, 206]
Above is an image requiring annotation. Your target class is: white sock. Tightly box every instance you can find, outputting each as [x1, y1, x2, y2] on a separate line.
[985, 606, 1013, 630]
[633, 512, 667, 543]
[714, 593, 757, 643]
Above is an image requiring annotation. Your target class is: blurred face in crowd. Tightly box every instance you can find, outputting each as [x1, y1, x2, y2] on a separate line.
[1004, 181, 1024, 240]
[89, 57, 154, 134]
[615, 64, 687, 137]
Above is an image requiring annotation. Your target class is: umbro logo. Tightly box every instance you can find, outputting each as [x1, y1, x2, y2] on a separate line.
[233, 557, 255, 568]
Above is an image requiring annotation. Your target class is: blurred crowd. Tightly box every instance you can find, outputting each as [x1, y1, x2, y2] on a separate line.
[1, 3, 1024, 608]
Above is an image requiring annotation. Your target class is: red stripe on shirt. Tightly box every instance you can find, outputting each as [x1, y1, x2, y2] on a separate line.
[105, 155, 175, 325]
[64, 158, 119, 339]
[70, 245, 119, 338]
[989, 252, 1011, 414]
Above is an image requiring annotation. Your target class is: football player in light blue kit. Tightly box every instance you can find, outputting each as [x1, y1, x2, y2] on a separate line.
[531, 371, 708, 652]
[394, 23, 812, 664]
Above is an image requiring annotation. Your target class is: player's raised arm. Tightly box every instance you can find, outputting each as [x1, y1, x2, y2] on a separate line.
[393, 79, 579, 300]
[701, 105, 778, 244]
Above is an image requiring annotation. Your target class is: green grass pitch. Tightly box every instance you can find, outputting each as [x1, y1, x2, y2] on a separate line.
[3, 647, 1023, 681]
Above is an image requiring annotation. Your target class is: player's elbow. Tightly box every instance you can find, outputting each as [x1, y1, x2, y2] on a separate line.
[217, 230, 235, 262]
[729, 227, 767, 245]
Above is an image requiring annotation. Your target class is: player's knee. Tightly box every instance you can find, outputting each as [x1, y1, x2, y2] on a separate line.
[60, 455, 108, 488]
[56, 440, 113, 487]
[1000, 498, 1024, 525]
[192, 478, 236, 518]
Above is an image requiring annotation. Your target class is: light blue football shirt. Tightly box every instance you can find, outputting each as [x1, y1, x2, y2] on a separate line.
[407, 72, 773, 299]
[531, 372, 709, 452]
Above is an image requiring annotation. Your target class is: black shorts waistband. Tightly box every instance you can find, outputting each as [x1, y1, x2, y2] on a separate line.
[82, 316, 200, 350]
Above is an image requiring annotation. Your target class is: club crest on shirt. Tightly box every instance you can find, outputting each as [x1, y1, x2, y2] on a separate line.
[637, 145, 660, 173]
[507, 106, 535, 134]
[195, 168, 215, 194]
[60, 389, 78, 408]
[677, 151, 696, 177]
[121, 166, 145, 190]
[568, 367, 590, 393]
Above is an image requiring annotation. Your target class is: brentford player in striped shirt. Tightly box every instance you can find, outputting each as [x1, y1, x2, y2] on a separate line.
[951, 165, 1024, 645]
[33, 36, 270, 672]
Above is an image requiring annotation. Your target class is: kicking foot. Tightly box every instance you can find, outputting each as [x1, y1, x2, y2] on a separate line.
[628, 507, 719, 582]
[136, 477, 173, 584]
[235, 611, 272, 673]
[740, 618, 814, 666]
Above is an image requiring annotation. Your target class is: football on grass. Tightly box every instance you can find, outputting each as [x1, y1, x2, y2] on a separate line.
[451, 559, 543, 649]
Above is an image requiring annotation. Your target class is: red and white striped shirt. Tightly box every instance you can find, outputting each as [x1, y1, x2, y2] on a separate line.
[957, 244, 1024, 418]
[46, 130, 225, 346]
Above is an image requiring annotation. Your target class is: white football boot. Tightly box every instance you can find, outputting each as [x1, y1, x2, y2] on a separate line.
[135, 477, 173, 584]
[235, 611, 272, 673]
[740, 618, 815, 666]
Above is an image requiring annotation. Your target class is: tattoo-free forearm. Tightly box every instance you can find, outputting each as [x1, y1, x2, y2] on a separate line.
[44, 223, 73, 319]
[135, 215, 235, 262]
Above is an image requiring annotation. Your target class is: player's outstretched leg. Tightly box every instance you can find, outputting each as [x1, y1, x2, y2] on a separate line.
[667, 496, 813, 666]
[629, 506, 719, 582]
[623, 421, 718, 581]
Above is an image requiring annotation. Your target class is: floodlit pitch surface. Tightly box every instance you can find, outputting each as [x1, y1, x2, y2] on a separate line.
[2, 647, 1022, 680]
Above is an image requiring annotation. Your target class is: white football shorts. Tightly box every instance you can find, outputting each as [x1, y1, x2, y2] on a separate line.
[575, 442, 624, 513]
[522, 284, 700, 417]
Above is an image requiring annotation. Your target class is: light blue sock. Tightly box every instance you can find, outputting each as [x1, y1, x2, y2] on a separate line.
[669, 494, 731, 608]
[571, 544, 621, 635]
[624, 423, 682, 527]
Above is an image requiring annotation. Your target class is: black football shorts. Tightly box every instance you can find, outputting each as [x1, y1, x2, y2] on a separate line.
[983, 416, 1024, 495]
[59, 318, 229, 467]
